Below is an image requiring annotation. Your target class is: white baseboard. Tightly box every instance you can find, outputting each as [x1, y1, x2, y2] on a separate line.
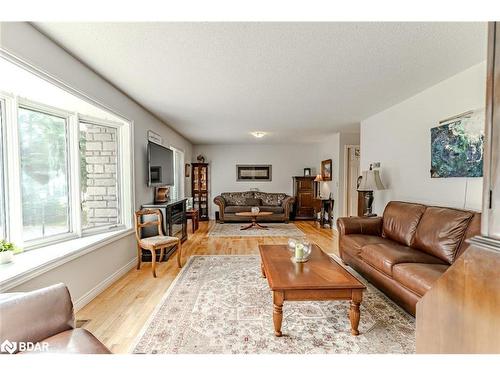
[73, 258, 136, 312]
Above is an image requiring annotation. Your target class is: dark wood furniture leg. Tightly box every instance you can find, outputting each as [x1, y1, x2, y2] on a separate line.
[240, 216, 269, 230]
[349, 290, 362, 335]
[176, 240, 182, 268]
[273, 291, 284, 337]
[240, 220, 255, 230]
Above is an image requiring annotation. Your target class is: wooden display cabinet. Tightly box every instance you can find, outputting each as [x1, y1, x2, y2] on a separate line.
[191, 163, 209, 221]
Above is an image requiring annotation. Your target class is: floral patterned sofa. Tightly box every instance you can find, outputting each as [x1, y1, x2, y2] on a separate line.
[213, 191, 294, 223]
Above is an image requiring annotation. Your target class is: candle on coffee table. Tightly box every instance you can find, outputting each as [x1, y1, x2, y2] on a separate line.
[295, 243, 304, 260]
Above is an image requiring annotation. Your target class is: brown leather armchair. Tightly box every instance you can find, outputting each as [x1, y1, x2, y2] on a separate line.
[0, 283, 110, 354]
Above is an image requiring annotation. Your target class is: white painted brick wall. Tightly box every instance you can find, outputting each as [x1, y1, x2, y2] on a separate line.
[81, 124, 119, 228]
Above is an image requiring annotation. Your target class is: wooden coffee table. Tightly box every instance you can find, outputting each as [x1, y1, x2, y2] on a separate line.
[235, 211, 273, 230]
[259, 244, 366, 336]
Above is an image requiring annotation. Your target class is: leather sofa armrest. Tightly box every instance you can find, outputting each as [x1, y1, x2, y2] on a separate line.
[281, 196, 295, 223]
[0, 283, 75, 353]
[337, 216, 383, 237]
[213, 195, 226, 222]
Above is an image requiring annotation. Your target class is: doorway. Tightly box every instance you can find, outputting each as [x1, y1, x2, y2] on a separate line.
[344, 145, 360, 217]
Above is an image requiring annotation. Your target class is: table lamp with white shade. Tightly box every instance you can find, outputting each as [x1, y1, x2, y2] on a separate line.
[357, 165, 385, 216]
[314, 174, 323, 197]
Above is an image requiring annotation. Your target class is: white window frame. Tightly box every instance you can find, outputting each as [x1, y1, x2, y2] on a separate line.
[13, 98, 76, 249]
[79, 115, 126, 235]
[0, 75, 134, 252]
[0, 97, 7, 240]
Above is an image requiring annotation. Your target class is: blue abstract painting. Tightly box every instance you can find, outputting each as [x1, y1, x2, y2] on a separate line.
[430, 109, 484, 178]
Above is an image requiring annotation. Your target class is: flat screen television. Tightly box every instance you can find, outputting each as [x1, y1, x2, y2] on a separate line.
[147, 141, 174, 186]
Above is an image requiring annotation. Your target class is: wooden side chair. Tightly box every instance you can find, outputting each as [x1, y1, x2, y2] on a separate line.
[134, 209, 182, 278]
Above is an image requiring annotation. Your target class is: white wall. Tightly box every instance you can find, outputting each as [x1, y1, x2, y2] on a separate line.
[193, 135, 359, 222]
[0, 22, 193, 305]
[361, 62, 486, 215]
[7, 235, 136, 311]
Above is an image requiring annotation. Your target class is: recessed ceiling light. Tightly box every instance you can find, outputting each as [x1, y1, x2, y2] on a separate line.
[251, 131, 267, 138]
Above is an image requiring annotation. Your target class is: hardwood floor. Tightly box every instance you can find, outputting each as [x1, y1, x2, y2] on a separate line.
[76, 220, 338, 353]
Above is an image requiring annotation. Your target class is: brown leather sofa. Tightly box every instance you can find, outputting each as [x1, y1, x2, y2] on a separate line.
[214, 191, 294, 223]
[337, 201, 481, 316]
[0, 283, 111, 354]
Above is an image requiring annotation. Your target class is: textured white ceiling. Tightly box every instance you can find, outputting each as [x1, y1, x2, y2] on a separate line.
[34, 22, 487, 144]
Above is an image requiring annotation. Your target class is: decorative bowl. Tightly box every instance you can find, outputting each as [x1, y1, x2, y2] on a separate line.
[287, 238, 298, 251]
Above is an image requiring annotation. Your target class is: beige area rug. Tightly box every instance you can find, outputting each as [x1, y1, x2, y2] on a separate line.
[208, 223, 306, 237]
[132, 256, 415, 354]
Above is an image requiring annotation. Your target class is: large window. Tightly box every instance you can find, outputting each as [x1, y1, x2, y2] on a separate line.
[18, 107, 70, 241]
[0, 56, 133, 251]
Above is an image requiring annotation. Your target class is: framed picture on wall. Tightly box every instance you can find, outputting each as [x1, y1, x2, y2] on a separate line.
[236, 165, 272, 181]
[430, 109, 484, 178]
[321, 159, 332, 181]
[304, 168, 311, 176]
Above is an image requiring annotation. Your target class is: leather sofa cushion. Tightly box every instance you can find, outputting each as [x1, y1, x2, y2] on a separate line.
[341, 235, 399, 257]
[260, 206, 284, 214]
[413, 207, 473, 264]
[392, 263, 449, 296]
[360, 242, 445, 277]
[382, 201, 426, 246]
[0, 283, 75, 352]
[24, 328, 112, 354]
[225, 205, 253, 213]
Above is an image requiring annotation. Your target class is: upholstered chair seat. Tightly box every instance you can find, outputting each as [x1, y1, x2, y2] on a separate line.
[139, 235, 179, 248]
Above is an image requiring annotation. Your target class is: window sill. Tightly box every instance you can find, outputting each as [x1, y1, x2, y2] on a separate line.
[0, 228, 134, 292]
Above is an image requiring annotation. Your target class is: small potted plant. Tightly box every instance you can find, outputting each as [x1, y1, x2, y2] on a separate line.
[0, 239, 22, 264]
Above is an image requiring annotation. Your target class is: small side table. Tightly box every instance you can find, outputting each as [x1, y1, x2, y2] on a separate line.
[186, 209, 199, 233]
[313, 198, 334, 228]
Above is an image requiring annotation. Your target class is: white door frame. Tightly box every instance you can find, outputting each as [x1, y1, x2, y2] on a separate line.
[343, 144, 360, 217]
